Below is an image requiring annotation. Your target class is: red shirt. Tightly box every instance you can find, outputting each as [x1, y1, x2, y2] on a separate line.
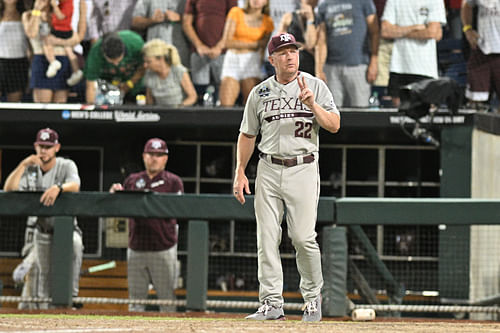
[123, 170, 184, 251]
[445, 0, 462, 10]
[184, 0, 237, 47]
[51, 0, 73, 32]
[372, 0, 387, 20]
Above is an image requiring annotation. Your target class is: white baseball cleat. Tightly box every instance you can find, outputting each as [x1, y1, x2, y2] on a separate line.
[245, 300, 285, 320]
[302, 294, 322, 322]
[12, 251, 35, 284]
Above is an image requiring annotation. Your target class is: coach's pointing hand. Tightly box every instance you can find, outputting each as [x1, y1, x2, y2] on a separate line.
[298, 76, 315, 109]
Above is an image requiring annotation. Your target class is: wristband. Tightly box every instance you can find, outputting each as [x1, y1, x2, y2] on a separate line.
[126, 80, 134, 89]
[111, 80, 120, 86]
[462, 24, 472, 33]
[306, 20, 314, 25]
[32, 9, 41, 17]
[57, 183, 64, 194]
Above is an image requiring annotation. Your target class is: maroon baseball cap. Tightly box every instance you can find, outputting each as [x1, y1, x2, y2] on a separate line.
[267, 33, 300, 55]
[143, 138, 169, 154]
[34, 128, 59, 146]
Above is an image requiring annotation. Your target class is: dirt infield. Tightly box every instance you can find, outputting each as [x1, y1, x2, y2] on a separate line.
[1, 310, 500, 333]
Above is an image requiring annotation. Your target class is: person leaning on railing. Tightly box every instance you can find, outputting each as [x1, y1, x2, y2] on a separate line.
[84, 30, 145, 104]
[3, 128, 83, 310]
[109, 138, 184, 312]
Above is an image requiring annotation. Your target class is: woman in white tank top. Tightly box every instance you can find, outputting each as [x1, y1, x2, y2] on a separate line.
[0, 0, 29, 102]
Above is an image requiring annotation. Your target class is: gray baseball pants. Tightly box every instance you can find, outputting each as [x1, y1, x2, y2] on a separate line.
[127, 246, 177, 312]
[32, 229, 83, 309]
[254, 156, 323, 306]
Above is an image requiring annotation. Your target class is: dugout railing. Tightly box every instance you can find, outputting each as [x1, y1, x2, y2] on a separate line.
[0, 192, 337, 312]
[1, 192, 500, 316]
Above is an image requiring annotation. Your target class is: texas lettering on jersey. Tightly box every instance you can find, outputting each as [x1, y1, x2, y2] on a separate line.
[263, 97, 313, 123]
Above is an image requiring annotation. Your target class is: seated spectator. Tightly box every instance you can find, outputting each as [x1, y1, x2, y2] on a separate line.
[84, 30, 145, 104]
[182, 0, 237, 105]
[132, 0, 190, 69]
[461, 0, 500, 110]
[219, 0, 273, 106]
[142, 39, 197, 107]
[23, 0, 86, 103]
[381, 0, 446, 107]
[87, 0, 137, 43]
[278, 0, 317, 75]
[0, 0, 29, 102]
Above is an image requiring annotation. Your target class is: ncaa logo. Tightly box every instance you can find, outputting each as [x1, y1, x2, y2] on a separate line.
[40, 131, 51, 141]
[258, 86, 270, 97]
[151, 140, 162, 149]
[280, 34, 292, 42]
[135, 178, 146, 189]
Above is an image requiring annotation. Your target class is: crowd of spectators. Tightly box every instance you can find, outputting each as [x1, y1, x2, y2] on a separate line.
[316, 0, 379, 108]
[0, 0, 498, 111]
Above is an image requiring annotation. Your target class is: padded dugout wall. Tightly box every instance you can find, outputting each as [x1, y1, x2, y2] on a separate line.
[470, 119, 500, 320]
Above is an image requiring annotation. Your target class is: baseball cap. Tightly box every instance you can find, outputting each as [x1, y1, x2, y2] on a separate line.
[143, 138, 169, 154]
[267, 33, 300, 55]
[34, 128, 59, 146]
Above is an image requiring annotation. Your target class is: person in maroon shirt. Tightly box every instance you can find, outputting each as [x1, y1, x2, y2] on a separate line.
[182, 0, 237, 105]
[110, 138, 184, 312]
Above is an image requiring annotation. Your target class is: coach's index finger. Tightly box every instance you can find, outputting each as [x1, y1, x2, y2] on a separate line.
[298, 76, 307, 91]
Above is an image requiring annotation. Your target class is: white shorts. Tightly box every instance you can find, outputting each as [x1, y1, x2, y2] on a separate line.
[220, 50, 263, 81]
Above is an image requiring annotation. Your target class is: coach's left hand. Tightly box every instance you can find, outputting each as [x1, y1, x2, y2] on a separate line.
[298, 76, 315, 109]
[40, 185, 61, 206]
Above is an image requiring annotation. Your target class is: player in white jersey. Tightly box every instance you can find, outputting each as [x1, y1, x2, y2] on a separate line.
[4, 128, 83, 309]
[233, 32, 340, 322]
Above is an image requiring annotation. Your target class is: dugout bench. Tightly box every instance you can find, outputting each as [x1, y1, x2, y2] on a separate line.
[0, 257, 437, 312]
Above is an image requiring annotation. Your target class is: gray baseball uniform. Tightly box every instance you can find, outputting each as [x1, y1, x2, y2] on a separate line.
[240, 71, 339, 306]
[122, 169, 183, 312]
[18, 157, 82, 309]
